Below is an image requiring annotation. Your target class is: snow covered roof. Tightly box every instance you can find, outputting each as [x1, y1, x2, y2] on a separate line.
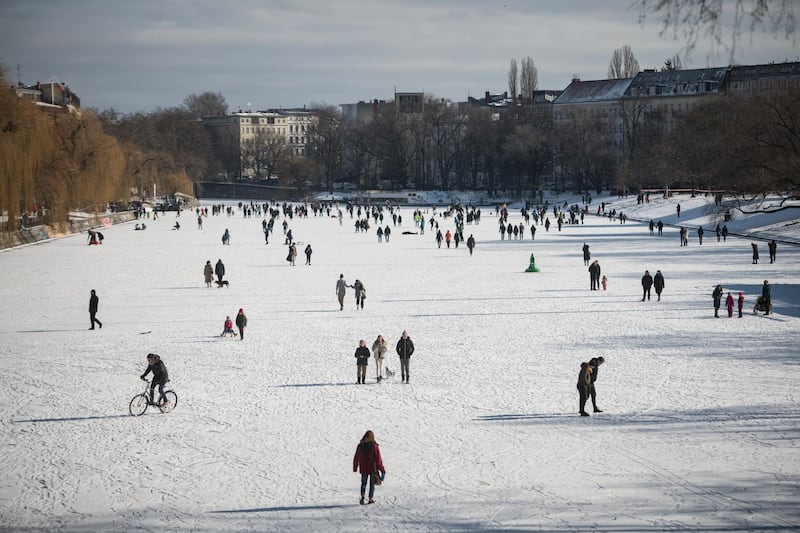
[626, 67, 728, 97]
[553, 78, 634, 105]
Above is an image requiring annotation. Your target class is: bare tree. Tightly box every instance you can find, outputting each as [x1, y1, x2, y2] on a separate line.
[608, 45, 641, 79]
[240, 129, 286, 181]
[636, 0, 796, 60]
[508, 59, 518, 106]
[520, 56, 539, 103]
[183, 92, 229, 118]
[306, 105, 344, 192]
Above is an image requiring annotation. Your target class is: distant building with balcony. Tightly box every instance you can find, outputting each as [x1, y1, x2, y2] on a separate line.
[202, 109, 316, 179]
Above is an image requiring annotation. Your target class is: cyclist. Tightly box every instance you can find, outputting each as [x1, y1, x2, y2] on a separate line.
[140, 353, 169, 406]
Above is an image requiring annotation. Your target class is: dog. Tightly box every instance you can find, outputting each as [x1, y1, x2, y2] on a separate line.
[215, 280, 229, 288]
[384, 367, 396, 379]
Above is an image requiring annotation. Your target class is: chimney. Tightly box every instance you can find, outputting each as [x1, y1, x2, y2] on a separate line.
[485, 91, 490, 100]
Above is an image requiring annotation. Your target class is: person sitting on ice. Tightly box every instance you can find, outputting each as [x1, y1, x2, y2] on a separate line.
[221, 316, 236, 337]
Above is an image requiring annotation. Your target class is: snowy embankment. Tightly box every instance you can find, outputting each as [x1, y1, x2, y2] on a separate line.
[0, 193, 798, 532]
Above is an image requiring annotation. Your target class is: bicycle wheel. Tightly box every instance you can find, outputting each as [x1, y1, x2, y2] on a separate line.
[129, 394, 149, 416]
[158, 391, 178, 413]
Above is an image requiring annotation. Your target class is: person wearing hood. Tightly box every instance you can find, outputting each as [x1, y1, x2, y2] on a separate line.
[653, 270, 665, 301]
[641, 270, 653, 301]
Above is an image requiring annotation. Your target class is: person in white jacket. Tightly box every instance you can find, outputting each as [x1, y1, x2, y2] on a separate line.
[371, 335, 388, 382]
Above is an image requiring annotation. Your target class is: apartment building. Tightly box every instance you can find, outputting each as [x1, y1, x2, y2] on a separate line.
[202, 109, 316, 179]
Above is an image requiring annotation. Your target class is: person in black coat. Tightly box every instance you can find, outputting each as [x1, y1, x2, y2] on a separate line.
[582, 243, 591, 266]
[588, 357, 605, 413]
[641, 270, 653, 301]
[235, 308, 247, 340]
[751, 243, 759, 264]
[89, 289, 102, 330]
[396, 330, 415, 383]
[577, 362, 592, 416]
[768, 240, 777, 263]
[355, 340, 370, 384]
[653, 270, 665, 301]
[588, 260, 601, 290]
[761, 280, 772, 315]
[140, 353, 169, 405]
[712, 285, 724, 317]
[215, 259, 225, 283]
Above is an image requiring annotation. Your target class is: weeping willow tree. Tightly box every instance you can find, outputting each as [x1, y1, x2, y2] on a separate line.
[0, 70, 56, 232]
[35, 110, 129, 228]
[1, 72, 130, 231]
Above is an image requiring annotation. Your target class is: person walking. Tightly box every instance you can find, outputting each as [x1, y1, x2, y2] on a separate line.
[355, 340, 370, 384]
[713, 285, 724, 318]
[737, 291, 745, 318]
[641, 270, 653, 301]
[588, 356, 605, 413]
[466, 234, 475, 256]
[577, 362, 592, 417]
[215, 259, 225, 284]
[396, 330, 415, 384]
[336, 274, 347, 310]
[761, 280, 772, 315]
[768, 240, 777, 263]
[582, 243, 591, 266]
[751, 243, 759, 264]
[372, 335, 388, 382]
[287, 243, 297, 266]
[203, 260, 214, 288]
[304, 244, 313, 265]
[653, 270, 665, 301]
[353, 430, 385, 505]
[235, 308, 247, 340]
[88, 289, 102, 330]
[350, 279, 365, 309]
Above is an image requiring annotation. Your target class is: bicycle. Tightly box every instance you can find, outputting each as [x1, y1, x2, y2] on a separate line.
[129, 379, 178, 416]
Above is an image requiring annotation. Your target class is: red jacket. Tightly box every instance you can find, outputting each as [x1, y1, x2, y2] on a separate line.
[353, 442, 385, 474]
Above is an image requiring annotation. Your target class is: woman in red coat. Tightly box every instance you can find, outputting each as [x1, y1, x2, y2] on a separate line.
[353, 430, 385, 505]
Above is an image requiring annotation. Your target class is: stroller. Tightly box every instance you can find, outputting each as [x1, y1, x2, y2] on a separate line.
[753, 296, 772, 315]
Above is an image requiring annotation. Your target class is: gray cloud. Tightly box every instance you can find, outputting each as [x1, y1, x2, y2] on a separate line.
[1, 0, 794, 113]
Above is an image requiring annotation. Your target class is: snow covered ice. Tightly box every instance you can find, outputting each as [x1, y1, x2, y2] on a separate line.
[0, 193, 799, 532]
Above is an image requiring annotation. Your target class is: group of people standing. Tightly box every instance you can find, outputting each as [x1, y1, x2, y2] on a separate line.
[354, 331, 415, 384]
[713, 280, 771, 317]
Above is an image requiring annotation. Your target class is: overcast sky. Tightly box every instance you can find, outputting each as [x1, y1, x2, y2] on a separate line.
[1, 0, 795, 114]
